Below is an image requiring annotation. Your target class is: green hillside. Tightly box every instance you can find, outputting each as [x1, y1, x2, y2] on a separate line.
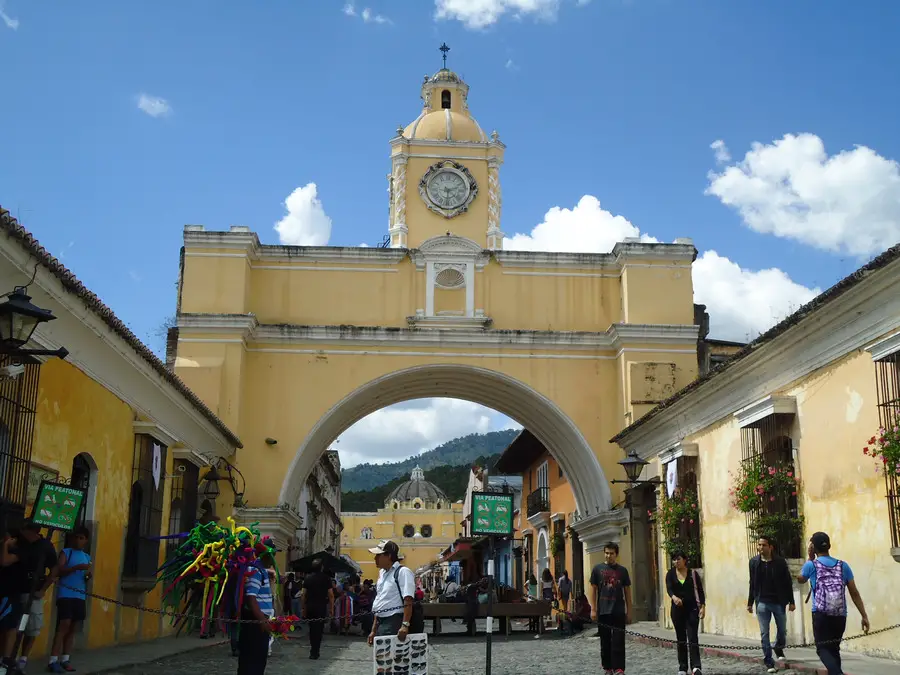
[341, 454, 500, 512]
[340, 429, 518, 493]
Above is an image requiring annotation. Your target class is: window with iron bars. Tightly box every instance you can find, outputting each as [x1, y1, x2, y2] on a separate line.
[740, 413, 803, 559]
[874, 352, 900, 549]
[166, 460, 199, 557]
[122, 435, 168, 581]
[0, 356, 41, 522]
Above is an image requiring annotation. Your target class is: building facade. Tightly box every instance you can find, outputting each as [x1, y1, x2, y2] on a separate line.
[291, 449, 342, 560]
[613, 244, 900, 659]
[0, 209, 242, 652]
[341, 467, 464, 574]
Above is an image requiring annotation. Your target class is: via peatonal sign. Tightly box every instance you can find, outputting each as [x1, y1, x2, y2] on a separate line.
[29, 481, 86, 532]
[471, 491, 514, 537]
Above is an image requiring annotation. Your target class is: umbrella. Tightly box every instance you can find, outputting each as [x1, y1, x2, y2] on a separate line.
[290, 551, 357, 575]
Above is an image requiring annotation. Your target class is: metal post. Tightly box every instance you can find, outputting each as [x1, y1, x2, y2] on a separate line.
[485, 536, 494, 675]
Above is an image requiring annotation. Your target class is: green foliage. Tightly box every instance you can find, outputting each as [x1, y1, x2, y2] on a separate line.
[340, 429, 518, 493]
[657, 489, 702, 565]
[729, 462, 798, 514]
[341, 454, 501, 511]
[549, 532, 565, 557]
[750, 513, 804, 544]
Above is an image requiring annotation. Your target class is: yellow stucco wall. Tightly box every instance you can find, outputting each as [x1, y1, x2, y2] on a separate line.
[341, 503, 464, 575]
[689, 349, 900, 659]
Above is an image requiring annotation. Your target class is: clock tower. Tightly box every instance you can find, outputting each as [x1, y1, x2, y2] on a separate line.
[388, 48, 505, 250]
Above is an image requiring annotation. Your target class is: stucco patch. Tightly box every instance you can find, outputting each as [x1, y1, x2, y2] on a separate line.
[845, 386, 864, 423]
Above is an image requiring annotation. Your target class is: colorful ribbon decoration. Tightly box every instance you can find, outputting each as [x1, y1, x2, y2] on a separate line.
[155, 517, 284, 637]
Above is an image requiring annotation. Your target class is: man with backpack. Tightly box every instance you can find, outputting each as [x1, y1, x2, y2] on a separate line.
[366, 540, 424, 645]
[798, 532, 870, 675]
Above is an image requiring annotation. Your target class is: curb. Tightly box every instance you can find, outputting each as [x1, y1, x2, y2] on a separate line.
[82, 638, 228, 675]
[629, 635, 834, 675]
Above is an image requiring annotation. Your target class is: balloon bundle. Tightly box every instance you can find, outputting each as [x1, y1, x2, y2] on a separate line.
[156, 517, 281, 637]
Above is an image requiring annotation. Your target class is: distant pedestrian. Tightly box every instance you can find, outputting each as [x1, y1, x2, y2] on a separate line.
[797, 532, 869, 675]
[557, 570, 572, 610]
[48, 525, 92, 673]
[747, 536, 794, 673]
[590, 541, 632, 675]
[283, 573, 299, 617]
[666, 550, 705, 675]
[301, 559, 334, 660]
[237, 553, 274, 675]
[356, 579, 375, 636]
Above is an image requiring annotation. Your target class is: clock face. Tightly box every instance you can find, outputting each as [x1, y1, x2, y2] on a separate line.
[426, 170, 469, 210]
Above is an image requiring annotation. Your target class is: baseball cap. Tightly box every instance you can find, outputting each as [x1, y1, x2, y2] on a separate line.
[368, 539, 399, 556]
[810, 532, 831, 550]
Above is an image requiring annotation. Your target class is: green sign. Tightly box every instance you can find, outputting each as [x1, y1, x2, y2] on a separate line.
[29, 481, 86, 531]
[471, 492, 514, 536]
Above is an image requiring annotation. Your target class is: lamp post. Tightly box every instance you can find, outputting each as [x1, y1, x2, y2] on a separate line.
[199, 458, 246, 507]
[0, 286, 69, 359]
[610, 451, 659, 485]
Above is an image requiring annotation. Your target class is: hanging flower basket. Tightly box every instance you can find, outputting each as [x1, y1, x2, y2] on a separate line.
[657, 488, 702, 565]
[729, 462, 798, 514]
[863, 422, 900, 476]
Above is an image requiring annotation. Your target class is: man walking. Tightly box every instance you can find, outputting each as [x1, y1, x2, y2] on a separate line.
[300, 559, 333, 660]
[590, 542, 632, 675]
[11, 521, 58, 674]
[797, 532, 869, 675]
[237, 551, 274, 675]
[747, 536, 795, 673]
[366, 541, 415, 645]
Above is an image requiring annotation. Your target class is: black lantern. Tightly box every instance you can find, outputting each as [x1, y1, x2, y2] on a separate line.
[200, 465, 222, 499]
[611, 451, 656, 485]
[0, 287, 56, 350]
[200, 459, 246, 506]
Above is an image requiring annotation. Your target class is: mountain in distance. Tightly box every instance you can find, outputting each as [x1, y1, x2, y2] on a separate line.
[340, 429, 519, 494]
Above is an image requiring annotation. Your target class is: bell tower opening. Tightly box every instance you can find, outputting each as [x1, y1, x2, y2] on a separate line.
[441, 90, 451, 109]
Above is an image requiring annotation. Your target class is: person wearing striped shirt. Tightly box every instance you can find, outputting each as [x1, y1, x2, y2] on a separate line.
[239, 555, 274, 675]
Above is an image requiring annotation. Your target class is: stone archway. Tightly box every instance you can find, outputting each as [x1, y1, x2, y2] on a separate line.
[278, 364, 624, 549]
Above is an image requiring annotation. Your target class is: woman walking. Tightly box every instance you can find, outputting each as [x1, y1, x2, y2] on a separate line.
[665, 551, 706, 675]
[557, 570, 572, 627]
[540, 568, 557, 631]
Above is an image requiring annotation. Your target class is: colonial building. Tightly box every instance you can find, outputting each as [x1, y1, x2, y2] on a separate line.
[171, 54, 703, 588]
[290, 449, 343, 560]
[0, 208, 242, 652]
[613, 244, 900, 659]
[341, 467, 463, 573]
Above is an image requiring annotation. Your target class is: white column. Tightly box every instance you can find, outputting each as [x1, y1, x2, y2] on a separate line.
[426, 262, 435, 317]
[465, 262, 475, 317]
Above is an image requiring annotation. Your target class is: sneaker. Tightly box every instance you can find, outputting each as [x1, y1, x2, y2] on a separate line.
[766, 667, 777, 674]
[678, 671, 687, 675]
[692, 669, 702, 675]
[59, 664, 75, 673]
[46, 665, 65, 674]
[614, 670, 625, 675]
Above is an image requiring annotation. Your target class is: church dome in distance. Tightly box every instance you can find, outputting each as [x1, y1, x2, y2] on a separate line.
[386, 466, 448, 506]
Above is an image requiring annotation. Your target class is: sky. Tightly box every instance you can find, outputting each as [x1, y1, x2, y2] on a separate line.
[3, 1, 900, 467]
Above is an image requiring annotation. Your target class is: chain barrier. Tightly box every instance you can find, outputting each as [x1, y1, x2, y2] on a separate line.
[49, 582, 900, 650]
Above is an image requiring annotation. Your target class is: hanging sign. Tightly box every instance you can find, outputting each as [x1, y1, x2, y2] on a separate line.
[29, 481, 86, 532]
[666, 460, 678, 498]
[471, 492, 514, 537]
[152, 443, 162, 490]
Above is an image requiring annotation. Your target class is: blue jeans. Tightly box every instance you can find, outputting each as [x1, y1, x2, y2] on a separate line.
[756, 602, 787, 665]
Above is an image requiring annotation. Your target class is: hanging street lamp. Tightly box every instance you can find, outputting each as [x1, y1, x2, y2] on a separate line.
[199, 458, 246, 507]
[0, 286, 69, 358]
[610, 451, 659, 485]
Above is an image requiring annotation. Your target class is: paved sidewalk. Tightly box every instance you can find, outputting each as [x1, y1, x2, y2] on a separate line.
[69, 635, 227, 675]
[624, 621, 899, 675]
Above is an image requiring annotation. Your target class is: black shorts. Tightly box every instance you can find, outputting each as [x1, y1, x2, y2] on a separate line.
[56, 598, 86, 622]
[0, 595, 23, 631]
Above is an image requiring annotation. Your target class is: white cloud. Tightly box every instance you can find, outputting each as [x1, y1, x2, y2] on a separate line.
[505, 58, 518, 71]
[343, 2, 391, 24]
[706, 134, 900, 258]
[504, 195, 657, 252]
[505, 195, 819, 342]
[693, 251, 820, 342]
[0, 1, 18, 30]
[710, 139, 730, 165]
[136, 93, 171, 118]
[435, 0, 583, 29]
[336, 398, 519, 467]
[274, 183, 333, 246]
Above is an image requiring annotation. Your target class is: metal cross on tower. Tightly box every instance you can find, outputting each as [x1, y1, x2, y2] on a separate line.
[439, 42, 450, 69]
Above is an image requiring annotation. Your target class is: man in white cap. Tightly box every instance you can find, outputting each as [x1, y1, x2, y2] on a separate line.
[366, 540, 415, 645]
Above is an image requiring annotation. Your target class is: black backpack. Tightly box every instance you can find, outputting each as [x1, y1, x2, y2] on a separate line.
[393, 566, 425, 633]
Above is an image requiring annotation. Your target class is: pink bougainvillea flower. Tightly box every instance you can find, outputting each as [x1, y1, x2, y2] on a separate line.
[791, 491, 797, 496]
[692, 504, 697, 509]
[770, 496, 776, 502]
[786, 471, 793, 477]
[869, 436, 877, 445]
[689, 519, 695, 524]
[863, 447, 869, 455]
[768, 467, 776, 475]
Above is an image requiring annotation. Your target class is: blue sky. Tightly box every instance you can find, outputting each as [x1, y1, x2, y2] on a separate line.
[3, 1, 900, 465]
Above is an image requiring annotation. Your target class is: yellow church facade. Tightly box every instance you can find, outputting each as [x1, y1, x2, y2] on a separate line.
[171, 60, 702, 586]
[341, 467, 464, 575]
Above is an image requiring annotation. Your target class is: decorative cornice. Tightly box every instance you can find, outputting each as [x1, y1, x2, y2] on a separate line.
[406, 315, 493, 330]
[172, 448, 212, 469]
[866, 331, 900, 362]
[734, 395, 797, 428]
[658, 442, 698, 466]
[569, 508, 630, 554]
[495, 242, 696, 270]
[527, 512, 550, 531]
[133, 421, 180, 448]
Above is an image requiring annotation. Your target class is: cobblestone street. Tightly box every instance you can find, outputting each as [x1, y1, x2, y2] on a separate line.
[105, 624, 782, 675]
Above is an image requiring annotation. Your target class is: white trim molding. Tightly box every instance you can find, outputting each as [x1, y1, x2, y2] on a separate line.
[527, 511, 551, 531]
[550, 512, 566, 522]
[866, 331, 900, 362]
[133, 421, 180, 448]
[659, 442, 698, 466]
[172, 448, 213, 469]
[570, 509, 630, 554]
[734, 395, 797, 428]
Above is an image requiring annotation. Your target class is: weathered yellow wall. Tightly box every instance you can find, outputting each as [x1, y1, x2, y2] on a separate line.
[691, 350, 900, 659]
[341, 503, 464, 575]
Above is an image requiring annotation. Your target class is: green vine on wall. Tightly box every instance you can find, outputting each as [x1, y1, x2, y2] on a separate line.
[549, 532, 565, 557]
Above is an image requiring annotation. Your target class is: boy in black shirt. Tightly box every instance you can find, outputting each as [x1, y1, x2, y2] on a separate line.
[590, 541, 632, 675]
[10, 521, 58, 673]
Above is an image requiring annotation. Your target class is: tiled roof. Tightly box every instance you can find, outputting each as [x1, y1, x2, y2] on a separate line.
[611, 242, 900, 443]
[0, 207, 242, 449]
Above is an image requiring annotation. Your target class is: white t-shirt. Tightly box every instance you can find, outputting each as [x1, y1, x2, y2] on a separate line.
[373, 562, 415, 618]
